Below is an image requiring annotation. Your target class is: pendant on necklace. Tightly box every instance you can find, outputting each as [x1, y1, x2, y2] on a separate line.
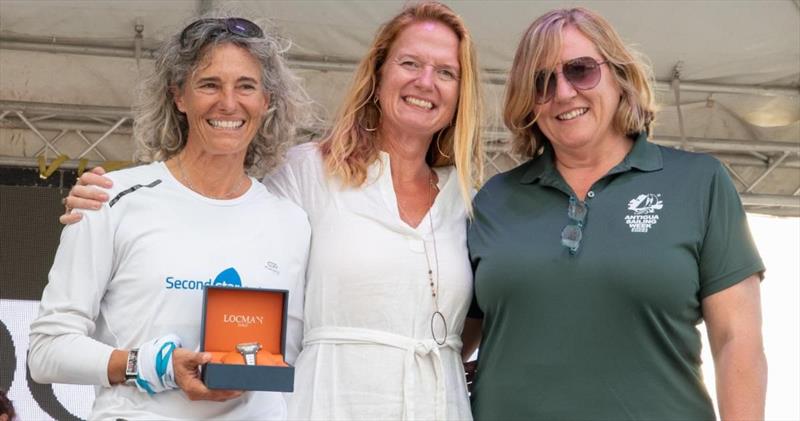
[431, 310, 448, 345]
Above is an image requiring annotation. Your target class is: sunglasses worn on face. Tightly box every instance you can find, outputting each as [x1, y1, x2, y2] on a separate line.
[180, 18, 264, 49]
[535, 56, 607, 104]
[561, 196, 588, 255]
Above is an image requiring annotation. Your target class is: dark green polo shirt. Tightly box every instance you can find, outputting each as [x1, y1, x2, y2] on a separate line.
[467, 133, 764, 420]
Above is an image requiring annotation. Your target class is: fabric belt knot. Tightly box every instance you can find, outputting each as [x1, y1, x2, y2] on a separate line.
[303, 326, 462, 420]
[413, 339, 438, 355]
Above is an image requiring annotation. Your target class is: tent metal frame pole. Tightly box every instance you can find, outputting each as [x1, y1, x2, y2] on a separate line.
[2, 32, 798, 98]
[2, 99, 799, 214]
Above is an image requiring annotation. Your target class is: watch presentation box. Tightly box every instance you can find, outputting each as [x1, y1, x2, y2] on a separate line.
[200, 286, 294, 392]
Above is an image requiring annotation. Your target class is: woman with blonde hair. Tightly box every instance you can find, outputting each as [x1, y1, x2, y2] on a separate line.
[463, 7, 766, 420]
[268, 3, 481, 418]
[61, 2, 483, 419]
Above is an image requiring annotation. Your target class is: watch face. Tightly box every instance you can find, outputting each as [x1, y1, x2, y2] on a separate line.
[236, 342, 262, 354]
[125, 350, 139, 378]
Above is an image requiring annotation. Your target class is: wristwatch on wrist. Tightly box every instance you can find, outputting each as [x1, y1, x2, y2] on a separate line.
[124, 349, 139, 384]
[236, 342, 262, 366]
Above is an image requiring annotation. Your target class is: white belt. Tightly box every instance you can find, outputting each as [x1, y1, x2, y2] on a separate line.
[303, 326, 462, 420]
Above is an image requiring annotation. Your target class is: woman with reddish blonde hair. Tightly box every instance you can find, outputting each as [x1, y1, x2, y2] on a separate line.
[319, 2, 483, 208]
[270, 4, 482, 418]
[464, 7, 765, 420]
[61, 2, 483, 419]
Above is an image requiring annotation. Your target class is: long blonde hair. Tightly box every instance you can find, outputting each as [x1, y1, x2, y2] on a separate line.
[320, 1, 483, 214]
[504, 7, 656, 157]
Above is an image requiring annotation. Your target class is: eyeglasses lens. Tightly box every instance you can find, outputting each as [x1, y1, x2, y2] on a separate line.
[561, 198, 588, 254]
[564, 57, 601, 90]
[225, 18, 264, 38]
[567, 198, 588, 221]
[534, 72, 557, 104]
[534, 56, 604, 104]
[180, 18, 263, 48]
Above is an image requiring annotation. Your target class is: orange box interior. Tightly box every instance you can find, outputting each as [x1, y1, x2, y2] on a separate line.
[203, 287, 288, 367]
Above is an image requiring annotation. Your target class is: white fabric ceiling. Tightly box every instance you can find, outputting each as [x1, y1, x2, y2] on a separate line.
[1, 0, 798, 214]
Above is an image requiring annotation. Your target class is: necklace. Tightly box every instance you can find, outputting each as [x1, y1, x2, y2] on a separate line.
[177, 153, 247, 199]
[420, 170, 448, 345]
[396, 169, 437, 226]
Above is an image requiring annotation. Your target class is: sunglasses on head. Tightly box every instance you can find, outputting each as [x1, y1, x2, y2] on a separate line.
[534, 56, 607, 104]
[180, 18, 264, 49]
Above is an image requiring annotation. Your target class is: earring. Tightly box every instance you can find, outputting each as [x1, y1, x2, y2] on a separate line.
[359, 96, 381, 132]
[435, 128, 451, 159]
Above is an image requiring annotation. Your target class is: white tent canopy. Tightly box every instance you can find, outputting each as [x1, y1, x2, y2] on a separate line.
[1, 0, 798, 215]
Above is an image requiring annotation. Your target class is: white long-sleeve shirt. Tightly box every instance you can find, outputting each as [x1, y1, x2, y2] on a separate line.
[264, 144, 473, 420]
[29, 161, 310, 420]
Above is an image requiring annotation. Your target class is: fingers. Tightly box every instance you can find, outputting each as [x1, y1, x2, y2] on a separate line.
[194, 388, 244, 402]
[78, 170, 113, 188]
[464, 360, 478, 392]
[79, 168, 111, 185]
[60, 170, 113, 225]
[173, 349, 243, 402]
[65, 185, 107, 210]
[90, 166, 107, 176]
[59, 211, 83, 225]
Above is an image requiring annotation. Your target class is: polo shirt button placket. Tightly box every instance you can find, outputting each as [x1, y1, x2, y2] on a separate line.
[587, 190, 595, 198]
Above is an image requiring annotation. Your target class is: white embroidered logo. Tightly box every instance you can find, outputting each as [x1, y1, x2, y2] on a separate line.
[624, 193, 663, 233]
[265, 261, 280, 275]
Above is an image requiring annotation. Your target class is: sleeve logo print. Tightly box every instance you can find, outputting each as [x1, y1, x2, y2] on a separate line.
[625, 193, 663, 233]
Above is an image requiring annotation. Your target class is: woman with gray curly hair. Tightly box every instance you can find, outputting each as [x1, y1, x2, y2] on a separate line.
[29, 16, 311, 419]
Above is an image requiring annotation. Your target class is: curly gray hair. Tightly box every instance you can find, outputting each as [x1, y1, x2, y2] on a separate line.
[132, 15, 310, 176]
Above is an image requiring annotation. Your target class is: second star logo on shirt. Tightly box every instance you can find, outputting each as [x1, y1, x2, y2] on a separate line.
[624, 193, 663, 233]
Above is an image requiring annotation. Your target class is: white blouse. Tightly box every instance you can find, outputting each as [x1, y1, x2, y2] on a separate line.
[264, 143, 473, 420]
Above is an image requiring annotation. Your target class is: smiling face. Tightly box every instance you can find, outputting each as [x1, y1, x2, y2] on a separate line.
[377, 20, 461, 139]
[174, 43, 270, 159]
[534, 25, 623, 153]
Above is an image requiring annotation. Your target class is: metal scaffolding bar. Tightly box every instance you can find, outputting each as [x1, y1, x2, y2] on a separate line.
[740, 194, 800, 208]
[722, 161, 749, 187]
[76, 130, 107, 160]
[745, 152, 791, 193]
[2, 32, 798, 98]
[651, 136, 800, 154]
[31, 129, 68, 156]
[0, 156, 106, 169]
[1, 100, 132, 119]
[75, 118, 128, 159]
[0, 119, 133, 134]
[718, 153, 800, 169]
[15, 111, 62, 156]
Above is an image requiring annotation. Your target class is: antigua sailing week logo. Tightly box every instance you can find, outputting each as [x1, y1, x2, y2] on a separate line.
[624, 193, 663, 233]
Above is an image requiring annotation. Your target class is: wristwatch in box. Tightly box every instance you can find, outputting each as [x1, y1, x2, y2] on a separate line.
[236, 342, 262, 366]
